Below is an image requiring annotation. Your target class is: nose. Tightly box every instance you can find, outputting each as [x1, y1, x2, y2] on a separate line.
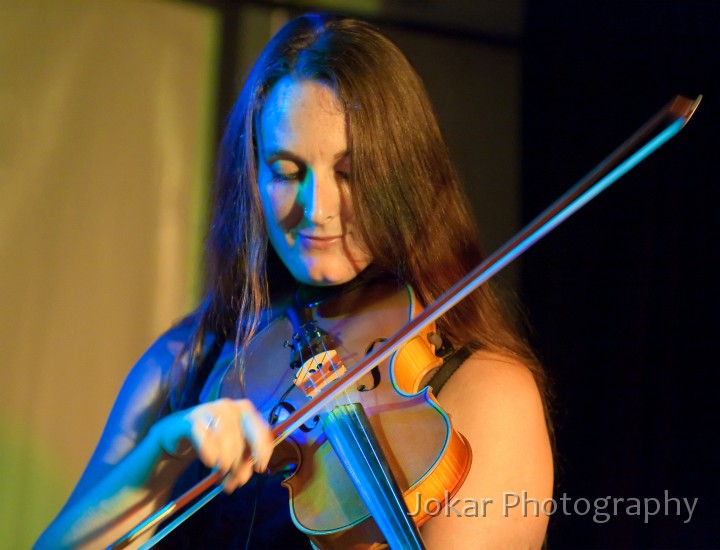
[300, 169, 338, 224]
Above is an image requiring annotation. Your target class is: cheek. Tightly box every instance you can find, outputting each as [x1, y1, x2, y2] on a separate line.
[260, 183, 301, 231]
[338, 184, 358, 223]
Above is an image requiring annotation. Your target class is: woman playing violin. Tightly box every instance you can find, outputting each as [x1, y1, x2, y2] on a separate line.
[38, 13, 553, 549]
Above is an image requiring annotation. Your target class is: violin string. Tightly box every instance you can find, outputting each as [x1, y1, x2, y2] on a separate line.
[314, 324, 354, 407]
[312, 325, 419, 545]
[347, 403, 410, 522]
[297, 321, 353, 407]
[307, 321, 411, 535]
[310, 332, 404, 508]
[294, 318, 397, 537]
[296, 324, 322, 398]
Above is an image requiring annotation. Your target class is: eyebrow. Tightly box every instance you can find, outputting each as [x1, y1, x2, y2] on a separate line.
[264, 149, 351, 163]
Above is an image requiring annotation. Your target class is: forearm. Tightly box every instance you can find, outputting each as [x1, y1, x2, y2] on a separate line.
[36, 429, 188, 549]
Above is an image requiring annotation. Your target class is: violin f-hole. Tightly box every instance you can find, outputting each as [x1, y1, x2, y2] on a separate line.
[356, 338, 386, 392]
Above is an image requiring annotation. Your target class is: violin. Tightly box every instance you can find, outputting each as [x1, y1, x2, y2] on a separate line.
[218, 276, 471, 548]
[109, 94, 700, 549]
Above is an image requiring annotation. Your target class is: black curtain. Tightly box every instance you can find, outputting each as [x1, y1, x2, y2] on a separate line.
[522, 1, 718, 548]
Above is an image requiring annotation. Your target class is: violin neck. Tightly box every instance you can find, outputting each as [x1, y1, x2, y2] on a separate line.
[323, 403, 426, 550]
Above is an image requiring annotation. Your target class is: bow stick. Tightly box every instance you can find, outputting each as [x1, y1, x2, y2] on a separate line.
[109, 94, 701, 549]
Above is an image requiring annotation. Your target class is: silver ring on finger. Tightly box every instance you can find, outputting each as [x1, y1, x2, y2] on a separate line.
[205, 414, 221, 432]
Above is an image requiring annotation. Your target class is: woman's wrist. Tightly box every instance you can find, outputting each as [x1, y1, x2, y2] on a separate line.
[147, 415, 196, 464]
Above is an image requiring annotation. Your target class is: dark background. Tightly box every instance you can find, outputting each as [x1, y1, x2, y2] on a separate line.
[207, 1, 719, 547]
[522, 1, 718, 548]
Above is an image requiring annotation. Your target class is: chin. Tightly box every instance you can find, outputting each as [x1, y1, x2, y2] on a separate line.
[296, 263, 361, 287]
[302, 272, 353, 287]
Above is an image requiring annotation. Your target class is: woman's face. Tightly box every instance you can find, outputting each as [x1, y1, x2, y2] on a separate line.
[257, 77, 372, 286]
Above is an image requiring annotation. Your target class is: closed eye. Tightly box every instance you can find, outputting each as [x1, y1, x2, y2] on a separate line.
[270, 159, 305, 183]
[272, 170, 303, 183]
[334, 153, 351, 183]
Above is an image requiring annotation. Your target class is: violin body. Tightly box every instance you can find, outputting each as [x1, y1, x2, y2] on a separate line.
[218, 278, 472, 548]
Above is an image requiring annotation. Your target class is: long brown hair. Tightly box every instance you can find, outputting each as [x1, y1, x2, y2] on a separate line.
[168, 14, 548, 420]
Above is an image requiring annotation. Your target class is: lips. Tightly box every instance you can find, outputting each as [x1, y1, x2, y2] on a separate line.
[298, 232, 343, 250]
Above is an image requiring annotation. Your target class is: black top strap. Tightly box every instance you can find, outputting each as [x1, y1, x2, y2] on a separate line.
[428, 346, 472, 395]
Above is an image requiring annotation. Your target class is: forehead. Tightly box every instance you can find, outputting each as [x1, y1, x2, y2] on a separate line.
[258, 77, 346, 152]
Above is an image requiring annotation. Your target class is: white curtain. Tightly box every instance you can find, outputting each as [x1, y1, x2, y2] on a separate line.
[0, 1, 219, 546]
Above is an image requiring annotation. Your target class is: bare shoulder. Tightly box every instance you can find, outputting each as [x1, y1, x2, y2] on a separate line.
[435, 350, 551, 481]
[421, 350, 553, 549]
[106, 319, 195, 437]
[437, 350, 547, 433]
[124, 318, 195, 390]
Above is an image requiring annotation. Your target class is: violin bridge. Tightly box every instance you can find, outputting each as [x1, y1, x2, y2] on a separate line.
[293, 349, 346, 398]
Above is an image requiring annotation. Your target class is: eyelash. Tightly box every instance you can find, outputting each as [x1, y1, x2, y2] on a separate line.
[271, 170, 303, 183]
[271, 170, 350, 183]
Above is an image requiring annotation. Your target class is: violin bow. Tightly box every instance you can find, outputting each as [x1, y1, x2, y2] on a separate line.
[109, 94, 701, 549]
